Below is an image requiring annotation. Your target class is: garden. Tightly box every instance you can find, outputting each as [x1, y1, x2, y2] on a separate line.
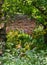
[0, 0, 47, 65]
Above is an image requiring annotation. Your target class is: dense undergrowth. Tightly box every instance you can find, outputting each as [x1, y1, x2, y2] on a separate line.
[0, 0, 47, 65]
[0, 25, 47, 65]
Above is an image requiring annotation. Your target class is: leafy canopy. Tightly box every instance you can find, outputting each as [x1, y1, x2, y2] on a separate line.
[1, 0, 47, 25]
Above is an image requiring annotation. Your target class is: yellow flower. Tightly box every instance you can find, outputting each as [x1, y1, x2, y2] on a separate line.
[16, 44, 21, 49]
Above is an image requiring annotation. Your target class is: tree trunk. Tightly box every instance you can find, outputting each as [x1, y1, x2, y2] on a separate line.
[0, 0, 6, 56]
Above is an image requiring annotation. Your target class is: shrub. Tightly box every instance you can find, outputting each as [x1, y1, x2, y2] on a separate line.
[6, 27, 46, 51]
[1, 27, 47, 65]
[31, 25, 46, 50]
[6, 30, 32, 50]
[2, 50, 47, 65]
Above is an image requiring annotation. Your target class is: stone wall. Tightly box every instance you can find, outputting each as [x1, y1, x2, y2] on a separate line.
[6, 18, 36, 35]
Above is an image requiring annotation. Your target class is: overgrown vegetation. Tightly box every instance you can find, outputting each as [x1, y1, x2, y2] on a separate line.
[2, 0, 47, 24]
[1, 26, 47, 65]
[0, 0, 47, 65]
[1, 0, 47, 43]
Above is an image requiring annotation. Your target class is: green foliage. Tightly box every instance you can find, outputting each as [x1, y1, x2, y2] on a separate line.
[2, 0, 47, 25]
[6, 30, 32, 50]
[1, 0, 47, 42]
[31, 25, 46, 50]
[1, 50, 47, 65]
[6, 27, 46, 51]
[0, 29, 47, 65]
[1, 0, 47, 65]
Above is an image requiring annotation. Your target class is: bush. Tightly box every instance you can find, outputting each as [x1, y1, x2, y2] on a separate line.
[1, 28, 47, 65]
[31, 25, 46, 50]
[2, 50, 47, 65]
[6, 27, 46, 51]
[6, 30, 32, 50]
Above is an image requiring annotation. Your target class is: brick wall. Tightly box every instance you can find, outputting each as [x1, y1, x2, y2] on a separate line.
[6, 14, 36, 35]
